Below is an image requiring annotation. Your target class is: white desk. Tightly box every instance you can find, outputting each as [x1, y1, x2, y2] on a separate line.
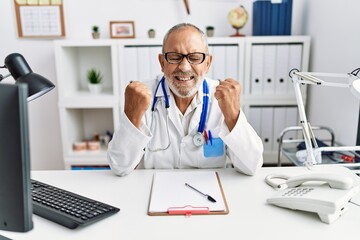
[2, 166, 360, 240]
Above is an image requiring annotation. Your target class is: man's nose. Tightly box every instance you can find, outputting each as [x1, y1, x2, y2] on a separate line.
[178, 57, 192, 72]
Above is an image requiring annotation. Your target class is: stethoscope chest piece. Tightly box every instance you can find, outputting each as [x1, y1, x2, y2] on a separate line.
[193, 132, 205, 147]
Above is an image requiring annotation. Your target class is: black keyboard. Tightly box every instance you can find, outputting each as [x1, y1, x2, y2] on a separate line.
[31, 179, 120, 229]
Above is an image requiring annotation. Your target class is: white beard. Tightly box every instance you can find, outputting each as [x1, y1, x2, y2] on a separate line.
[165, 74, 203, 98]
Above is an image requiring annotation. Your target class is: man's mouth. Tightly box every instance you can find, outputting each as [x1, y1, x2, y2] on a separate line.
[175, 76, 194, 81]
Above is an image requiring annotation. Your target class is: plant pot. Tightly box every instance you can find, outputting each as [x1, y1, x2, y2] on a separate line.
[206, 29, 214, 37]
[148, 30, 156, 38]
[92, 32, 100, 39]
[88, 83, 102, 94]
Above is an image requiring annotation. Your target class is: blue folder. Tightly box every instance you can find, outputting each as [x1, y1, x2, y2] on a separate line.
[252, 0, 292, 36]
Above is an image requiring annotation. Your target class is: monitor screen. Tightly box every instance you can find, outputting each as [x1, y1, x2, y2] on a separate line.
[0, 83, 33, 232]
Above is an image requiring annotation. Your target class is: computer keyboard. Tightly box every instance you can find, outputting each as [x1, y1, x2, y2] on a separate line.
[31, 179, 120, 229]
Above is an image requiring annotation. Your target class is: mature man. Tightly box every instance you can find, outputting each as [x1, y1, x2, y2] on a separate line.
[107, 23, 263, 176]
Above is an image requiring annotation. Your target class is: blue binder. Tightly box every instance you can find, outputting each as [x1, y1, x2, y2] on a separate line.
[285, 0, 293, 35]
[270, 2, 279, 35]
[252, 0, 293, 36]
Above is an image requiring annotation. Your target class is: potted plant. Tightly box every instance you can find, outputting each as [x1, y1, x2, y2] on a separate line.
[87, 68, 103, 93]
[92, 25, 100, 39]
[206, 26, 214, 37]
[148, 29, 156, 38]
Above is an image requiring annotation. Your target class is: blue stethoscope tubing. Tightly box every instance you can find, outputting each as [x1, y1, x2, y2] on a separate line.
[148, 76, 209, 151]
[198, 79, 209, 134]
[151, 76, 169, 111]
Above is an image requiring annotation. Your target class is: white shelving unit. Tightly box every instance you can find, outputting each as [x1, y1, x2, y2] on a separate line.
[54, 36, 310, 169]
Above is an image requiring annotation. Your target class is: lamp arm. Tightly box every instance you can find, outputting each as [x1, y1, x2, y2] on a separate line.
[317, 146, 360, 152]
[292, 74, 317, 167]
[290, 68, 360, 167]
[0, 65, 10, 82]
[0, 73, 11, 82]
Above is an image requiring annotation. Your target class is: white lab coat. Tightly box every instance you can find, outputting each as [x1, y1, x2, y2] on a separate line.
[107, 77, 263, 176]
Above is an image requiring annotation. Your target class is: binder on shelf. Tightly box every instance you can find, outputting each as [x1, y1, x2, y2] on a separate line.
[278, 1, 286, 35]
[137, 47, 151, 80]
[285, 106, 298, 139]
[149, 46, 162, 78]
[123, 47, 138, 83]
[264, 0, 272, 36]
[250, 45, 264, 94]
[284, 0, 293, 35]
[287, 44, 303, 93]
[252, 0, 261, 36]
[275, 44, 290, 94]
[252, 0, 293, 36]
[263, 45, 276, 94]
[207, 46, 214, 79]
[277, 0, 293, 35]
[225, 45, 239, 80]
[272, 107, 286, 151]
[148, 171, 229, 216]
[212, 46, 226, 80]
[270, 3, 280, 35]
[248, 107, 262, 137]
[261, 107, 274, 151]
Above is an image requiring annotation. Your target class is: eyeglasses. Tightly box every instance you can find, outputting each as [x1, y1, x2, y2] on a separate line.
[164, 52, 208, 65]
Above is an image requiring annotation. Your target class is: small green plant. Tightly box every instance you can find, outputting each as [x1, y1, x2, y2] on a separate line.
[91, 25, 100, 39]
[206, 26, 214, 30]
[87, 68, 103, 84]
[92, 25, 99, 33]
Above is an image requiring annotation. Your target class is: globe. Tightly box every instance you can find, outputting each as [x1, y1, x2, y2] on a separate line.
[228, 5, 248, 37]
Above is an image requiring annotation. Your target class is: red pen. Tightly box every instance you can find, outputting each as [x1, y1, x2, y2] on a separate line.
[203, 130, 208, 145]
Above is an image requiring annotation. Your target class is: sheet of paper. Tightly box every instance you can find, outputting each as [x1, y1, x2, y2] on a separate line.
[148, 171, 226, 213]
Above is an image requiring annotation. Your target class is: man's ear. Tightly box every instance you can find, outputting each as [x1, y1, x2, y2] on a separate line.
[158, 53, 165, 72]
[205, 54, 213, 74]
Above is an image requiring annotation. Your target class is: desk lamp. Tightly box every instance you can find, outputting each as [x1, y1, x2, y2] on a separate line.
[290, 68, 360, 168]
[0, 53, 55, 234]
[0, 53, 55, 101]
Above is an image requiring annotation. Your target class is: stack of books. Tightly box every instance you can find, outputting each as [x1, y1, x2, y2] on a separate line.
[253, 0, 293, 36]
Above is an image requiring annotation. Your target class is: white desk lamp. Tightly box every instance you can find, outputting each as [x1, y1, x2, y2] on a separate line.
[290, 68, 360, 168]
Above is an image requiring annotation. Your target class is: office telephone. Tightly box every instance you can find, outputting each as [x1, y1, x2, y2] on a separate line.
[265, 173, 359, 224]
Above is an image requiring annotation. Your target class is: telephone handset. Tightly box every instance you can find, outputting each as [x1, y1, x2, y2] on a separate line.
[285, 173, 354, 189]
[266, 172, 359, 224]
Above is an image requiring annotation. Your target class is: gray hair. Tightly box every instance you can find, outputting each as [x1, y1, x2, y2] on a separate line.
[162, 23, 208, 53]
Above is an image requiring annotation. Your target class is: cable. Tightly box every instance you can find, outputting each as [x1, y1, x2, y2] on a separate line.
[349, 200, 360, 207]
[265, 174, 291, 189]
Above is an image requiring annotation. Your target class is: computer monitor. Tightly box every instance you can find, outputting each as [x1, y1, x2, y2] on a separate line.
[0, 83, 33, 232]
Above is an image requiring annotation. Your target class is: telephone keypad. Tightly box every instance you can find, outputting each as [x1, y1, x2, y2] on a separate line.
[282, 187, 314, 197]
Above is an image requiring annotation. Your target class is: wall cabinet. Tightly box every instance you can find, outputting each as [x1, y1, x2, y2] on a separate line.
[54, 36, 310, 169]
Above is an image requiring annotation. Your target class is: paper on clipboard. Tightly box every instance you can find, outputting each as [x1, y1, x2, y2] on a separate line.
[148, 171, 229, 216]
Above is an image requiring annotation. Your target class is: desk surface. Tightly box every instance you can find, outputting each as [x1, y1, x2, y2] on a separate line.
[2, 166, 360, 240]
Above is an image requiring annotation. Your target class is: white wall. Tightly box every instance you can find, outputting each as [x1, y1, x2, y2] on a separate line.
[302, 0, 360, 146]
[1, 1, 63, 170]
[1, 0, 258, 170]
[1, 0, 358, 170]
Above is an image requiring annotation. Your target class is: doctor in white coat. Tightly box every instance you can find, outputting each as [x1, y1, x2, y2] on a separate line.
[107, 23, 263, 177]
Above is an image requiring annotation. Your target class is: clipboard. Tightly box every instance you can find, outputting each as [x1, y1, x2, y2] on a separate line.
[148, 171, 229, 216]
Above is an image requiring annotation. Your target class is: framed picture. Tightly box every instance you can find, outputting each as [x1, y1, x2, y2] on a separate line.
[110, 21, 135, 39]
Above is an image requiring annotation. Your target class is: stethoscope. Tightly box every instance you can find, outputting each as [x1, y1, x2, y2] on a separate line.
[147, 76, 209, 152]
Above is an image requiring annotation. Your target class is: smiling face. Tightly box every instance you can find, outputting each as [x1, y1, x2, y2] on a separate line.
[159, 25, 212, 99]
